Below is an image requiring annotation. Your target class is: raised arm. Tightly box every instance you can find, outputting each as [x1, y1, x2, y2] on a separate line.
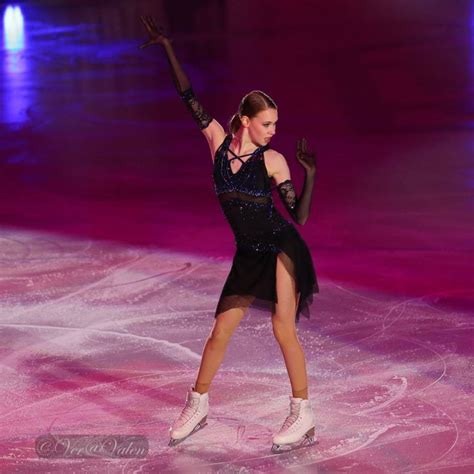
[274, 138, 317, 225]
[140, 16, 225, 152]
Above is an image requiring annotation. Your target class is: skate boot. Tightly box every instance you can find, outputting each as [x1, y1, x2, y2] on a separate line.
[168, 386, 209, 446]
[271, 396, 316, 453]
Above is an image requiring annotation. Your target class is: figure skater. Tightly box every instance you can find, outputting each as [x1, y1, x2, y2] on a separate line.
[140, 16, 319, 453]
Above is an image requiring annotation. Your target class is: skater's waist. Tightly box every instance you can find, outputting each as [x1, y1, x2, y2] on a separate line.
[232, 224, 298, 254]
[216, 190, 272, 205]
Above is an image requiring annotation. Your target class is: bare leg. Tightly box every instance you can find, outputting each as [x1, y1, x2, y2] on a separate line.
[194, 298, 249, 394]
[271, 252, 309, 400]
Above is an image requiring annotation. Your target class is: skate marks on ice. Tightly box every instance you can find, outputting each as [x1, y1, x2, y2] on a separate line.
[285, 283, 472, 472]
[0, 228, 473, 472]
[157, 284, 472, 471]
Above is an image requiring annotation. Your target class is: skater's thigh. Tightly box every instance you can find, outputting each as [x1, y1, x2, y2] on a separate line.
[272, 252, 300, 334]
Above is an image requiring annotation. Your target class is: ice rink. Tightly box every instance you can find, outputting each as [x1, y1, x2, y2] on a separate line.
[0, 0, 473, 472]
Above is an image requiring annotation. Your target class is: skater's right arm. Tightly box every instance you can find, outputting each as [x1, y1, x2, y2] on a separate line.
[140, 16, 226, 158]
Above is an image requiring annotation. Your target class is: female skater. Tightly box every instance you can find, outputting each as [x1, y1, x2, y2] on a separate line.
[140, 16, 319, 453]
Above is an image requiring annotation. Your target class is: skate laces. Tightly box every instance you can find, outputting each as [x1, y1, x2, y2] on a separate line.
[280, 402, 301, 432]
[179, 396, 199, 423]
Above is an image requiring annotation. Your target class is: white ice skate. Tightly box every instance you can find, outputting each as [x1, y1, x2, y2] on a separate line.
[271, 396, 316, 453]
[168, 386, 209, 446]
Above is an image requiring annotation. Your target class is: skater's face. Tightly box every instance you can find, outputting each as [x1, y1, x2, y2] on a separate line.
[242, 108, 278, 146]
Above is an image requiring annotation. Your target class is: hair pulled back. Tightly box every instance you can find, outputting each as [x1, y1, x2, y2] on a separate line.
[228, 90, 277, 135]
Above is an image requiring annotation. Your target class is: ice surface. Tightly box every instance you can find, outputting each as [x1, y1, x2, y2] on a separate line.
[1, 0, 473, 472]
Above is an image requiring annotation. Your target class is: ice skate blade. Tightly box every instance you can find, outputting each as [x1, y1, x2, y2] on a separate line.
[271, 428, 316, 454]
[271, 436, 315, 454]
[168, 416, 208, 447]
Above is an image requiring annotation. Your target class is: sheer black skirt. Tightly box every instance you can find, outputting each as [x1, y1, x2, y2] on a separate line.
[214, 192, 319, 323]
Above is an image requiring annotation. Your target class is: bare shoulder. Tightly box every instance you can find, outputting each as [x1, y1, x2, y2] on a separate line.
[263, 149, 291, 181]
[202, 119, 227, 162]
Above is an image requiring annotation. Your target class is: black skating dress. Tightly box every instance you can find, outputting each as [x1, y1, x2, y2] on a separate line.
[212, 134, 319, 323]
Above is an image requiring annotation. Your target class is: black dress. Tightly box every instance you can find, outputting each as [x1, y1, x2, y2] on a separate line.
[212, 134, 319, 323]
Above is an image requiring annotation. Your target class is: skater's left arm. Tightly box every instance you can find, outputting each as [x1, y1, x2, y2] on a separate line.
[274, 138, 317, 225]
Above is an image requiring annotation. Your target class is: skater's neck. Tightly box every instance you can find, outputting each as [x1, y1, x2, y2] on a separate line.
[231, 130, 259, 156]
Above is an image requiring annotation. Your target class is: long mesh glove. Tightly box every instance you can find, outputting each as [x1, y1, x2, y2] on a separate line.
[277, 180, 298, 222]
[162, 39, 213, 130]
[276, 139, 316, 225]
[140, 16, 213, 130]
[180, 87, 213, 130]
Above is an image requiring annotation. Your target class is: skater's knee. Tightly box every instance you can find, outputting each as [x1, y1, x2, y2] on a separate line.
[272, 318, 298, 345]
[208, 325, 233, 349]
[209, 307, 244, 348]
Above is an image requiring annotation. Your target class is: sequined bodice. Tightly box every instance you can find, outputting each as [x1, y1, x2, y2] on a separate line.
[213, 135, 271, 197]
[212, 135, 293, 253]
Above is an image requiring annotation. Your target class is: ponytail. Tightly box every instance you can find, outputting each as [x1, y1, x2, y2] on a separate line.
[228, 113, 241, 135]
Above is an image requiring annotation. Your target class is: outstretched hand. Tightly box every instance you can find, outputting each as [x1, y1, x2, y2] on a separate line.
[296, 138, 317, 175]
[140, 15, 171, 49]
